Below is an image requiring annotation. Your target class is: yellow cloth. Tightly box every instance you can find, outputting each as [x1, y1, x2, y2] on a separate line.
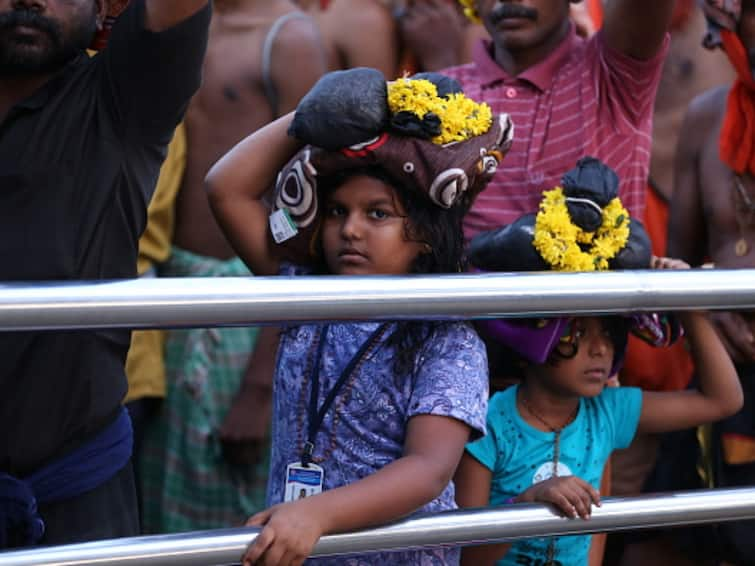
[125, 124, 187, 402]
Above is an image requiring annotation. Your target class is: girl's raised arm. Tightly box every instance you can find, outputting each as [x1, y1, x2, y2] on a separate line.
[637, 258, 743, 433]
[206, 113, 302, 276]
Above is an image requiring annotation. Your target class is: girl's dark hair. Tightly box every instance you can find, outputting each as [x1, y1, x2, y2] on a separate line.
[317, 166, 469, 375]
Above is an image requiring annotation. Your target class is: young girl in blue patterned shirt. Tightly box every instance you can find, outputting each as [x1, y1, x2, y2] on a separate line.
[208, 68, 513, 565]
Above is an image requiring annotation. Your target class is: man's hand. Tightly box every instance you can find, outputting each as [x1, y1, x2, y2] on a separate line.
[220, 328, 279, 469]
[518, 476, 601, 519]
[398, 0, 467, 71]
[242, 500, 327, 566]
[603, 0, 673, 60]
[219, 382, 272, 469]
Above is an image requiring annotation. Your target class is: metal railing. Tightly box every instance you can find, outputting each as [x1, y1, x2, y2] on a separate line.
[2, 488, 755, 565]
[2, 271, 755, 564]
[1, 269, 755, 331]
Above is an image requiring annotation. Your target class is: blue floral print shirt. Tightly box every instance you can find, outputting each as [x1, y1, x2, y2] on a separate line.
[267, 320, 489, 565]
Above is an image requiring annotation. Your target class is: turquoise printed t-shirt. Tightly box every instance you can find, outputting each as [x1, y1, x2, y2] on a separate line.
[466, 384, 642, 566]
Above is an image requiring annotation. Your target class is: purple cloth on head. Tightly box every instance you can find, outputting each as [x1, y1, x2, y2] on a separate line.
[478, 318, 569, 364]
[479, 313, 681, 378]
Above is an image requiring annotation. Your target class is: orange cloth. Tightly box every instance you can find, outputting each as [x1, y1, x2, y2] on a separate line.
[586, 0, 603, 28]
[720, 29, 755, 176]
[620, 185, 695, 391]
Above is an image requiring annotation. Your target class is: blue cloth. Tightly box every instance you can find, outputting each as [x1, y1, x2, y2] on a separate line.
[269, 319, 489, 565]
[0, 407, 133, 548]
[467, 385, 642, 566]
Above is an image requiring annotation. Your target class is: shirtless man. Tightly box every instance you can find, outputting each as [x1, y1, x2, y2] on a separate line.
[141, 0, 326, 533]
[668, 0, 755, 562]
[295, 0, 400, 77]
[670, 1, 755, 362]
[174, 1, 325, 260]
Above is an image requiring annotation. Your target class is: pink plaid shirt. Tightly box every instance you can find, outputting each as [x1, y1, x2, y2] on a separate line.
[444, 28, 669, 239]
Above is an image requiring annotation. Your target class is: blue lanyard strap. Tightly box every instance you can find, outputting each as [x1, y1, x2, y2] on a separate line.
[302, 323, 390, 466]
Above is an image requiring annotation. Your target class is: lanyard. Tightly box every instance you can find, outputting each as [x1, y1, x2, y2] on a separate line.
[301, 323, 389, 466]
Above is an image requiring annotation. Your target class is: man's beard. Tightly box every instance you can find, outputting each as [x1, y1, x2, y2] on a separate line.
[0, 8, 96, 77]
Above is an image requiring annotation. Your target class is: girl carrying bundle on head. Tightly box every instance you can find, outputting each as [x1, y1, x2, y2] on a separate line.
[454, 157, 743, 566]
[206, 67, 514, 565]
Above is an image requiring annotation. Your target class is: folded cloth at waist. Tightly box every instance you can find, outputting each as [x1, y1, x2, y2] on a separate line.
[0, 407, 133, 549]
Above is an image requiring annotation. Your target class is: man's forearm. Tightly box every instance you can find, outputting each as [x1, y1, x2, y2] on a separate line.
[603, 0, 674, 60]
[145, 0, 210, 32]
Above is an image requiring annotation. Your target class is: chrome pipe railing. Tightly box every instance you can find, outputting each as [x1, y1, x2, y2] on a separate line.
[1, 269, 755, 331]
[2, 488, 755, 566]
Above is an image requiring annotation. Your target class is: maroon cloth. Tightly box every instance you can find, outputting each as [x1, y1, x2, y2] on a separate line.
[442, 27, 668, 240]
[270, 113, 514, 264]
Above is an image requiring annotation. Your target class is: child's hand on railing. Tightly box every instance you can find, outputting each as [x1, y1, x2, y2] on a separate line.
[516, 476, 601, 520]
[650, 256, 690, 270]
[243, 499, 326, 566]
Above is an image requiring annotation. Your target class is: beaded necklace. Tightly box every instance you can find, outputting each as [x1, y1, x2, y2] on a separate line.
[519, 392, 580, 566]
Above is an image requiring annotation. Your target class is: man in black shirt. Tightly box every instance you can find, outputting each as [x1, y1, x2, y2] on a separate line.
[0, 0, 210, 548]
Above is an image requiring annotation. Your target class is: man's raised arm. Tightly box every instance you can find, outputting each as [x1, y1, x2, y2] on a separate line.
[145, 0, 210, 32]
[603, 0, 675, 60]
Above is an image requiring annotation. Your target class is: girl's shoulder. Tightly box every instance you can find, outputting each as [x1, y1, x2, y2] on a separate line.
[423, 321, 486, 351]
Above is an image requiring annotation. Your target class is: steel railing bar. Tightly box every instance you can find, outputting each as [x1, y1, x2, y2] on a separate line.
[2, 488, 755, 566]
[0, 269, 754, 331]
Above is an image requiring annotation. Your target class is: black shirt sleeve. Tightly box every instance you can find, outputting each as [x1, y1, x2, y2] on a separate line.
[98, 0, 211, 145]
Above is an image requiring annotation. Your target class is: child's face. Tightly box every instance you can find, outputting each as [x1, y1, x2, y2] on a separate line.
[532, 317, 615, 398]
[321, 175, 425, 275]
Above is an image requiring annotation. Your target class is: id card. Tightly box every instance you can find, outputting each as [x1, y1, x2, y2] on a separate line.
[284, 462, 324, 502]
[269, 208, 299, 244]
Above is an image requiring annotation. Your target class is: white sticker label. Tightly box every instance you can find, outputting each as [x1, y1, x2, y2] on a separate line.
[269, 208, 299, 244]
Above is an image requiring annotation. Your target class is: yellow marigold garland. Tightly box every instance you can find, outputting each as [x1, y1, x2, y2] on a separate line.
[533, 187, 630, 272]
[457, 0, 480, 23]
[387, 78, 492, 145]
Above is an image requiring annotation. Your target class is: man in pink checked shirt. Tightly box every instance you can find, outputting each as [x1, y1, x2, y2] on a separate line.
[445, 0, 675, 240]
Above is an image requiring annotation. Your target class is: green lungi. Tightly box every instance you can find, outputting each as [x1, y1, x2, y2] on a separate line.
[140, 247, 267, 533]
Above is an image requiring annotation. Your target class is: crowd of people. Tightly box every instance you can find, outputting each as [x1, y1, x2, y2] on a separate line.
[1, 0, 754, 565]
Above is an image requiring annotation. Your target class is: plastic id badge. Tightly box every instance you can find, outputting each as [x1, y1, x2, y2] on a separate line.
[284, 462, 324, 502]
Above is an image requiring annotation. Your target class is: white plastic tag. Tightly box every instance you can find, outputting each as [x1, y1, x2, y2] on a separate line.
[269, 208, 299, 244]
[284, 462, 324, 502]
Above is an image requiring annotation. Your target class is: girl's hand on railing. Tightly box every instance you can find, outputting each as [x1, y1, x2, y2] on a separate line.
[243, 500, 326, 566]
[517, 476, 601, 520]
[650, 256, 690, 270]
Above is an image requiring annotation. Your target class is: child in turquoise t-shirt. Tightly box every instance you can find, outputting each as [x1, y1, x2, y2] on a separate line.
[454, 158, 743, 566]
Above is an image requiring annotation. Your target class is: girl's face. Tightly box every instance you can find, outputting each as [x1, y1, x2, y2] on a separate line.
[531, 317, 615, 398]
[321, 175, 426, 275]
